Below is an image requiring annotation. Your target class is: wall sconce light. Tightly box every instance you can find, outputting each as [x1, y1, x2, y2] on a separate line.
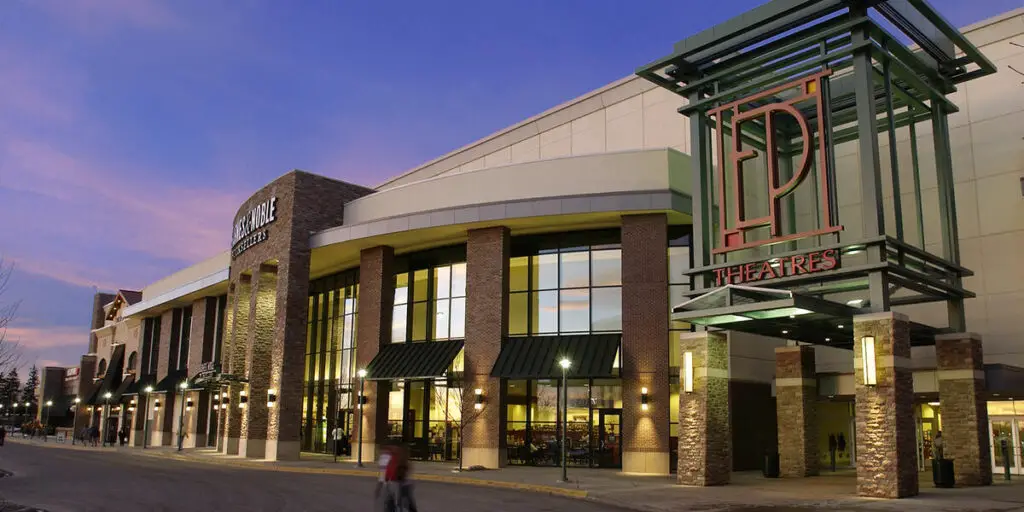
[154, 399, 161, 411]
[186, 397, 194, 411]
[267, 389, 278, 408]
[641, 387, 649, 411]
[221, 392, 230, 407]
[861, 336, 877, 386]
[474, 388, 484, 410]
[683, 352, 694, 393]
[239, 390, 248, 409]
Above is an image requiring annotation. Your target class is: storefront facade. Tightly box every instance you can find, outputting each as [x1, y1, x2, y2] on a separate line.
[62, 0, 1024, 498]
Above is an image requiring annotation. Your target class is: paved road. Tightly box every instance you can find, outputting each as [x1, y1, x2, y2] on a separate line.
[0, 443, 626, 512]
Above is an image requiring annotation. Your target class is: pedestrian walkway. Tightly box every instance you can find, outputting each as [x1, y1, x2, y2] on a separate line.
[10, 436, 1024, 511]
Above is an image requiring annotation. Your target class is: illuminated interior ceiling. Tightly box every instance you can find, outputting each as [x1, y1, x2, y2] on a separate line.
[309, 210, 691, 280]
[672, 284, 945, 349]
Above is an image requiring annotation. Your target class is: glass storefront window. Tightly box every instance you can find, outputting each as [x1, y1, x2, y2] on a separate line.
[392, 250, 467, 343]
[509, 233, 623, 336]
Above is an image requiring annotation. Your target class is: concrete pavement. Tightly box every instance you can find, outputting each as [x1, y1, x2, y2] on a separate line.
[8, 437, 1024, 511]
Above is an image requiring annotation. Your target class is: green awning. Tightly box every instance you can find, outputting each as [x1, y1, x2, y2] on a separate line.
[154, 368, 189, 393]
[490, 334, 620, 379]
[365, 340, 464, 380]
[122, 374, 155, 396]
[88, 344, 125, 405]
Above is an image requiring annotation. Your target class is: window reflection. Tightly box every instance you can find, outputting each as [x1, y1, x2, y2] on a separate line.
[559, 252, 589, 289]
[392, 254, 467, 342]
[532, 254, 559, 290]
[591, 288, 621, 332]
[559, 289, 590, 333]
[591, 250, 622, 286]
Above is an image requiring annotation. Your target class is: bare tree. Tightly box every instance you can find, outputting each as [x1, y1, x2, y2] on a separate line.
[0, 258, 21, 375]
[432, 379, 487, 472]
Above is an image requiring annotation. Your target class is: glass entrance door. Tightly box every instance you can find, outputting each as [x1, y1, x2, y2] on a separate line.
[990, 417, 1023, 476]
[595, 409, 621, 468]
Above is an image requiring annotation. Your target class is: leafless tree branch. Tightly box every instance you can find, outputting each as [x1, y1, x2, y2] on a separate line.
[433, 378, 488, 471]
[0, 258, 23, 374]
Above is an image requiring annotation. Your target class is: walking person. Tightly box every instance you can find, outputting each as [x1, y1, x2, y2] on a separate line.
[828, 433, 838, 472]
[0, 425, 7, 447]
[837, 432, 846, 461]
[331, 425, 345, 457]
[933, 431, 944, 461]
[89, 425, 100, 447]
[381, 444, 418, 512]
[119, 425, 129, 446]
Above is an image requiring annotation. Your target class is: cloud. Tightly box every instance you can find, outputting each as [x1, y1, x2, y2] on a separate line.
[25, 0, 181, 36]
[4, 325, 86, 350]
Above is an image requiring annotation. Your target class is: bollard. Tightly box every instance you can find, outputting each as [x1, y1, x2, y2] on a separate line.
[1002, 439, 1012, 481]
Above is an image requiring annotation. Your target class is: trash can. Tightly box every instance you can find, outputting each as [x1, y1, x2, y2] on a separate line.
[763, 452, 780, 478]
[932, 458, 954, 488]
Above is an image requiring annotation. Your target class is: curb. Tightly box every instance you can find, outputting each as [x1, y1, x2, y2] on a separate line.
[9, 438, 589, 499]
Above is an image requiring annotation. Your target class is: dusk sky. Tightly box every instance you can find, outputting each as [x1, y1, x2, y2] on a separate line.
[0, 0, 1017, 373]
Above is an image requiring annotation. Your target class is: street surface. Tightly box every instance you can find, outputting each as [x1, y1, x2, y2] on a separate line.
[0, 443, 625, 512]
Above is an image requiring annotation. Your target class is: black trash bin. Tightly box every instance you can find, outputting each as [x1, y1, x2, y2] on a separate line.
[763, 452, 780, 478]
[932, 458, 954, 488]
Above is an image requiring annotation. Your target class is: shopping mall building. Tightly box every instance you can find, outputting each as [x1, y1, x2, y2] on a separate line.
[56, 0, 1024, 499]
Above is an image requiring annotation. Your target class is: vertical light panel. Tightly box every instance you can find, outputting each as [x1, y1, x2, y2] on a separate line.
[861, 336, 877, 386]
[683, 351, 694, 393]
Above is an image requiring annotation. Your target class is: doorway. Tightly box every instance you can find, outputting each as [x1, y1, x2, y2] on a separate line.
[990, 416, 1023, 475]
[595, 409, 622, 468]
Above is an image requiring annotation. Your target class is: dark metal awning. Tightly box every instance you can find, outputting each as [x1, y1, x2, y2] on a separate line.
[154, 368, 189, 393]
[88, 344, 125, 405]
[122, 374, 154, 396]
[365, 340, 464, 380]
[491, 334, 620, 380]
[673, 285, 944, 349]
[111, 374, 135, 402]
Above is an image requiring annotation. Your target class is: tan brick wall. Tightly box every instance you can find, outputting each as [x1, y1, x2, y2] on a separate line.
[621, 214, 671, 469]
[853, 313, 918, 498]
[936, 332, 992, 486]
[74, 354, 97, 434]
[355, 246, 395, 450]
[678, 331, 730, 486]
[241, 269, 276, 457]
[775, 345, 818, 477]
[463, 227, 509, 465]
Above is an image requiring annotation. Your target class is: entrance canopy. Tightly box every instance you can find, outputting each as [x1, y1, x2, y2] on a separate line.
[491, 334, 620, 380]
[365, 339, 464, 381]
[673, 285, 942, 349]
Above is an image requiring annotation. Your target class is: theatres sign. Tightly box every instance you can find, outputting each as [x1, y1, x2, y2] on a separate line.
[231, 196, 277, 258]
[713, 248, 838, 286]
[709, 70, 843, 254]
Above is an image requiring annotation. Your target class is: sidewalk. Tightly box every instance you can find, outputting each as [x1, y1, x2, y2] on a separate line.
[12, 437, 1024, 511]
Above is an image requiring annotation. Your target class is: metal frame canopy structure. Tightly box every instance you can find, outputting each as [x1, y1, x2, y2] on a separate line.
[672, 284, 941, 348]
[637, 0, 996, 335]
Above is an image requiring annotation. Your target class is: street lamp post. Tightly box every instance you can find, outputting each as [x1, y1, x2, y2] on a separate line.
[102, 392, 112, 447]
[142, 386, 153, 449]
[72, 398, 81, 445]
[558, 358, 571, 483]
[177, 381, 188, 452]
[44, 400, 52, 442]
[356, 369, 367, 467]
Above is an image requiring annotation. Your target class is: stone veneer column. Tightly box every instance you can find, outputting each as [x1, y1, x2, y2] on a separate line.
[854, 312, 918, 498]
[354, 246, 395, 461]
[268, 258, 314, 462]
[775, 345, 818, 477]
[621, 214, 671, 475]
[936, 332, 992, 486]
[130, 394, 147, 447]
[240, 267, 276, 459]
[186, 297, 212, 448]
[463, 227, 509, 469]
[224, 275, 252, 455]
[678, 331, 731, 486]
[217, 291, 235, 453]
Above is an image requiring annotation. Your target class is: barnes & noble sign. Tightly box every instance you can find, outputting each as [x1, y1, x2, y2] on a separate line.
[231, 196, 277, 258]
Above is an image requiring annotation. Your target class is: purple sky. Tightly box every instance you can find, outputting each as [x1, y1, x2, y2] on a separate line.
[0, 0, 1017, 373]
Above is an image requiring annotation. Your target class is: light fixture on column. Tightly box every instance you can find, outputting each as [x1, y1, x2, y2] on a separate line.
[186, 397, 194, 411]
[239, 390, 248, 409]
[154, 399, 161, 411]
[474, 388, 484, 410]
[641, 387, 649, 411]
[267, 389, 278, 408]
[861, 335, 877, 386]
[128, 399, 136, 413]
[683, 352, 694, 393]
[221, 392, 230, 407]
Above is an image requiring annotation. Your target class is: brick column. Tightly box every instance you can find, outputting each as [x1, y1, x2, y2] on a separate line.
[130, 395, 146, 447]
[217, 291, 234, 452]
[936, 332, 992, 486]
[854, 312, 918, 498]
[355, 246, 395, 461]
[223, 275, 252, 455]
[156, 310, 175, 446]
[622, 214, 671, 475]
[463, 227, 509, 469]
[240, 268, 276, 459]
[775, 345, 818, 477]
[74, 354, 97, 435]
[678, 331, 730, 486]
